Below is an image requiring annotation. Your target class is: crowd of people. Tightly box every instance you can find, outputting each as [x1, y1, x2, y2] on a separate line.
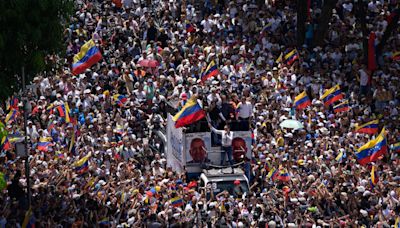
[1, 0, 400, 227]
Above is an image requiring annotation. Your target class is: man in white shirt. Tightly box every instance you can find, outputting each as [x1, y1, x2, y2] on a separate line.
[209, 123, 234, 171]
[236, 96, 252, 130]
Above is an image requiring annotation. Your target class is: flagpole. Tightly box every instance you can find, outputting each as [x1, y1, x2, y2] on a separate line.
[22, 66, 32, 209]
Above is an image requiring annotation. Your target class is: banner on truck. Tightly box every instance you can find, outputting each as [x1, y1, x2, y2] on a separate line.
[167, 114, 184, 173]
[185, 132, 211, 164]
[232, 131, 252, 162]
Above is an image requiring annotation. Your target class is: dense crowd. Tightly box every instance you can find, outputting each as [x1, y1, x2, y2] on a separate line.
[1, 0, 400, 227]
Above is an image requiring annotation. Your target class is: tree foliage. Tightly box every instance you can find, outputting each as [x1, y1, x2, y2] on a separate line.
[0, 0, 73, 100]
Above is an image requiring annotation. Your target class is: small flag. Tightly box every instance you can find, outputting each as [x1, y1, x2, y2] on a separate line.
[392, 142, 400, 153]
[74, 153, 91, 174]
[355, 128, 387, 165]
[370, 166, 378, 189]
[283, 49, 299, 65]
[186, 21, 195, 33]
[173, 97, 205, 128]
[200, 60, 219, 82]
[5, 109, 18, 124]
[275, 52, 283, 63]
[170, 197, 184, 207]
[333, 100, 350, 113]
[320, 85, 344, 106]
[267, 168, 279, 181]
[72, 39, 102, 75]
[22, 207, 35, 228]
[6, 96, 19, 111]
[355, 120, 379, 135]
[294, 91, 311, 109]
[277, 169, 291, 182]
[37, 141, 53, 152]
[113, 94, 128, 107]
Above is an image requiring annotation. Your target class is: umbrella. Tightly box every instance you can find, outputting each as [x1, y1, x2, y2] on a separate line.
[279, 119, 304, 130]
[138, 59, 159, 68]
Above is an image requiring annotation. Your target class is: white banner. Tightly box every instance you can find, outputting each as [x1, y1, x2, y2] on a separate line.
[166, 114, 184, 173]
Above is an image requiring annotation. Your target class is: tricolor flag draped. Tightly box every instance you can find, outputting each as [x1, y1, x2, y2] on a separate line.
[355, 120, 379, 135]
[294, 91, 311, 109]
[201, 60, 219, 82]
[72, 39, 102, 75]
[173, 97, 205, 128]
[320, 85, 344, 106]
[355, 128, 387, 165]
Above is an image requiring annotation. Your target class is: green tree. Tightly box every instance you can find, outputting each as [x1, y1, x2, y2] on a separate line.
[0, 0, 73, 100]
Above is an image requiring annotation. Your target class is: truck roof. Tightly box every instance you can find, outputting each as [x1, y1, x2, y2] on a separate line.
[202, 168, 245, 177]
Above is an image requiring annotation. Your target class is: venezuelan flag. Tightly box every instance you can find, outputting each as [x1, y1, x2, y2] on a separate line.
[355, 128, 387, 165]
[56, 103, 71, 123]
[173, 97, 205, 128]
[391, 51, 400, 61]
[275, 52, 283, 63]
[333, 100, 350, 113]
[267, 168, 279, 181]
[0, 137, 10, 151]
[262, 21, 273, 32]
[370, 166, 378, 189]
[74, 154, 91, 174]
[320, 85, 344, 106]
[335, 150, 346, 162]
[277, 169, 290, 182]
[113, 94, 128, 107]
[98, 218, 110, 226]
[37, 142, 52, 152]
[72, 39, 102, 75]
[6, 96, 19, 111]
[283, 49, 299, 65]
[22, 207, 35, 228]
[186, 21, 195, 33]
[5, 109, 18, 124]
[201, 60, 219, 82]
[294, 91, 311, 109]
[392, 142, 400, 153]
[355, 120, 379, 135]
[170, 197, 184, 207]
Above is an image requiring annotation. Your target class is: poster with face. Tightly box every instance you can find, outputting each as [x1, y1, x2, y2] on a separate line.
[232, 131, 252, 162]
[185, 132, 211, 164]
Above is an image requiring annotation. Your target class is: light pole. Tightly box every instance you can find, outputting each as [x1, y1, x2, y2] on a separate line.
[22, 66, 31, 208]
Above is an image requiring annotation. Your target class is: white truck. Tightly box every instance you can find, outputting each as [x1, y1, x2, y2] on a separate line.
[163, 114, 251, 196]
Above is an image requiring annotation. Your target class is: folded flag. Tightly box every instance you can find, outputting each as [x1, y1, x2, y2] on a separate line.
[391, 51, 400, 61]
[74, 153, 91, 174]
[294, 91, 311, 109]
[22, 207, 35, 228]
[355, 128, 387, 165]
[98, 218, 110, 226]
[5, 109, 18, 124]
[267, 168, 279, 181]
[113, 94, 128, 107]
[6, 96, 19, 111]
[283, 49, 299, 65]
[355, 120, 379, 135]
[0, 136, 10, 151]
[333, 100, 350, 113]
[173, 97, 205, 128]
[335, 150, 346, 162]
[277, 169, 291, 182]
[392, 142, 400, 153]
[201, 60, 219, 82]
[370, 166, 378, 189]
[275, 52, 283, 63]
[170, 197, 184, 207]
[320, 85, 344, 106]
[186, 21, 195, 33]
[72, 39, 102, 75]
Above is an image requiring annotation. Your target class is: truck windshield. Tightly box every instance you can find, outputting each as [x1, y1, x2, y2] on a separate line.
[214, 181, 249, 197]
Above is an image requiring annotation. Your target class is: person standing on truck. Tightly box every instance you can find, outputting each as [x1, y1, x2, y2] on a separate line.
[208, 122, 234, 172]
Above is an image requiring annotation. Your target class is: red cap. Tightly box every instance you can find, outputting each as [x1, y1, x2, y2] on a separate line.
[234, 180, 240, 185]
